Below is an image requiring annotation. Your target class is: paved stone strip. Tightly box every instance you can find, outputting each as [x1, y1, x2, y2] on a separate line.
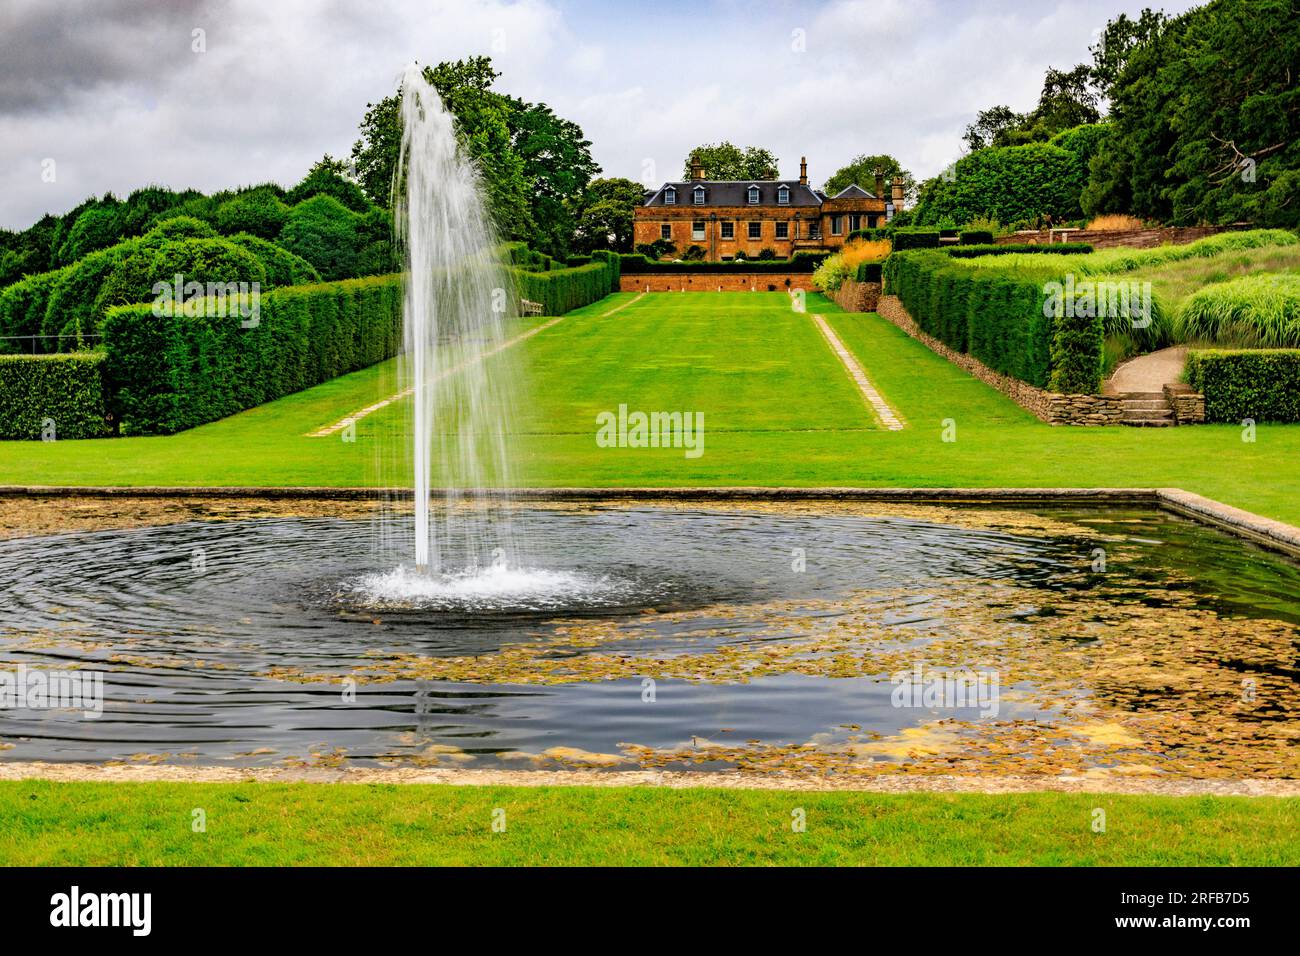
[3, 761, 1297, 794]
[810, 313, 904, 430]
[2, 486, 1297, 558]
[308, 294, 646, 437]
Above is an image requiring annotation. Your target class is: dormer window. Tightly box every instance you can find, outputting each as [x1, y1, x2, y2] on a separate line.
[664, 186, 676, 205]
[777, 185, 790, 205]
[747, 185, 760, 204]
[693, 185, 705, 205]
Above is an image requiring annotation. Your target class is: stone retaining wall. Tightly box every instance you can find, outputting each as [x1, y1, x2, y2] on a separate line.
[875, 295, 1124, 425]
[994, 224, 1243, 251]
[619, 273, 816, 293]
[830, 278, 881, 312]
[1165, 383, 1207, 424]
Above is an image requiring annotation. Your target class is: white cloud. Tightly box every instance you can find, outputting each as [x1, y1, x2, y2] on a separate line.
[0, 0, 1207, 230]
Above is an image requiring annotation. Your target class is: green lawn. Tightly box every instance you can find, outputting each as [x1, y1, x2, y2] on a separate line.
[2, 780, 1296, 866]
[2, 290, 1299, 524]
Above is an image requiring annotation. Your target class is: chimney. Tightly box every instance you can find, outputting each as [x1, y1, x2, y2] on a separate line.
[873, 165, 884, 199]
[690, 154, 704, 181]
[799, 156, 808, 186]
[891, 177, 905, 211]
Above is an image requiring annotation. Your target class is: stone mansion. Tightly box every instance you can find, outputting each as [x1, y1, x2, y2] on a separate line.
[633, 155, 905, 261]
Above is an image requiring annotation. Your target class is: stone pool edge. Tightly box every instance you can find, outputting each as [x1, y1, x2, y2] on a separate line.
[2, 761, 1298, 796]
[4, 485, 1299, 559]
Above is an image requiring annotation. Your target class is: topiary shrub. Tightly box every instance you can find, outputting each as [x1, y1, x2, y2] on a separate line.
[959, 230, 994, 245]
[215, 191, 291, 240]
[226, 234, 321, 286]
[277, 195, 360, 281]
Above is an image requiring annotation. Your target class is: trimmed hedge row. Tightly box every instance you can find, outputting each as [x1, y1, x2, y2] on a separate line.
[0, 353, 108, 439]
[946, 243, 1094, 258]
[885, 249, 1101, 392]
[855, 262, 884, 283]
[511, 249, 619, 315]
[892, 229, 942, 251]
[959, 230, 995, 245]
[1186, 350, 1300, 423]
[102, 274, 403, 435]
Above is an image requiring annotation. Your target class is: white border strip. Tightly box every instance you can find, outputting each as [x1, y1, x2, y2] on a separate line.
[308, 294, 646, 437]
[810, 313, 904, 430]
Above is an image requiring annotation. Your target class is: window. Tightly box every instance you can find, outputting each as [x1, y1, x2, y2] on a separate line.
[868, 214, 879, 228]
[777, 186, 790, 205]
[748, 221, 761, 240]
[692, 220, 705, 241]
[775, 221, 789, 240]
[693, 186, 705, 205]
[850, 214, 862, 232]
[830, 214, 843, 235]
[660, 224, 672, 240]
[747, 186, 760, 204]
[720, 221, 734, 240]
[808, 222, 821, 239]
[664, 186, 676, 205]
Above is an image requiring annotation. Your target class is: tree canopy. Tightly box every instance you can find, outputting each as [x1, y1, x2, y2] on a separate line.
[682, 143, 780, 180]
[823, 155, 915, 203]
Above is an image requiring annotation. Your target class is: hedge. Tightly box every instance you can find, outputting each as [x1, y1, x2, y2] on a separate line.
[891, 229, 942, 251]
[946, 243, 1094, 258]
[511, 249, 619, 315]
[1186, 350, 1300, 423]
[959, 230, 994, 245]
[884, 249, 1101, 392]
[0, 353, 108, 439]
[102, 273, 403, 435]
[855, 262, 884, 283]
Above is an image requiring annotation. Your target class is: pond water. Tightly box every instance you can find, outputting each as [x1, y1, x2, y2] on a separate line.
[1, 502, 1297, 778]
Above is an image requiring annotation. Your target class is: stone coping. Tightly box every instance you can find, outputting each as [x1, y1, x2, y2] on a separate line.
[2, 761, 1297, 795]
[2, 484, 1298, 558]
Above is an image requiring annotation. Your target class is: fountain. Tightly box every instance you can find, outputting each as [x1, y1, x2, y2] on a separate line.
[390, 63, 520, 577]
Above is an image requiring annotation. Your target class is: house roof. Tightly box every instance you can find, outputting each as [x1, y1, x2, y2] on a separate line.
[831, 183, 877, 200]
[643, 181, 823, 208]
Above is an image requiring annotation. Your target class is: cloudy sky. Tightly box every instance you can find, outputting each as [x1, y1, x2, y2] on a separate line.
[0, 0, 1203, 230]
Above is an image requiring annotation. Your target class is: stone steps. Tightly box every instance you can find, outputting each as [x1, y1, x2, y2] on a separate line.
[1118, 391, 1175, 427]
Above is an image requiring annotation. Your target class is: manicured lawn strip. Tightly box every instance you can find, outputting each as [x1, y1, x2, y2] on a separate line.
[1, 781, 1296, 866]
[2, 292, 1300, 527]
[819, 298, 1300, 524]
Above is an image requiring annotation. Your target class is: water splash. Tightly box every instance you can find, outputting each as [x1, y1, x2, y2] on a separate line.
[393, 63, 520, 572]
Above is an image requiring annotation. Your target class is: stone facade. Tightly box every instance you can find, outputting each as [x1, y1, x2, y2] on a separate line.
[875, 295, 1125, 425]
[619, 272, 817, 293]
[634, 156, 902, 262]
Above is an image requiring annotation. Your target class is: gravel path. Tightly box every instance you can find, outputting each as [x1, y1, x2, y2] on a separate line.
[1107, 346, 1188, 393]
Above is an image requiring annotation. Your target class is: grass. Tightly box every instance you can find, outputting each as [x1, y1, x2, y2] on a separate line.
[1177, 273, 1300, 347]
[2, 780, 1296, 866]
[3, 290, 1300, 524]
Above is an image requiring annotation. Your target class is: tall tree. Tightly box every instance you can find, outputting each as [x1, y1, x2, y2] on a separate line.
[350, 56, 597, 252]
[571, 177, 644, 253]
[350, 57, 531, 238]
[504, 97, 599, 257]
[822, 154, 916, 203]
[963, 105, 1027, 152]
[682, 142, 780, 180]
[1089, 8, 1168, 101]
